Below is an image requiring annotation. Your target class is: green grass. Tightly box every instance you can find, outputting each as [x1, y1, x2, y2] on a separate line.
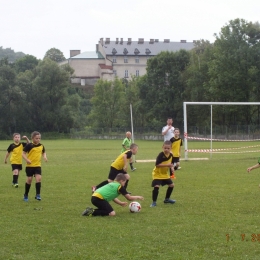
[1, 139, 260, 259]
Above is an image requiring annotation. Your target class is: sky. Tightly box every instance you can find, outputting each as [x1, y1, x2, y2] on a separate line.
[1, 0, 260, 60]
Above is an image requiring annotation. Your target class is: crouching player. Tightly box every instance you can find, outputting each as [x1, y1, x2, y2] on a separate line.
[82, 173, 144, 217]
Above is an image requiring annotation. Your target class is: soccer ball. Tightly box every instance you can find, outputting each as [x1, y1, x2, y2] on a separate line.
[129, 201, 141, 213]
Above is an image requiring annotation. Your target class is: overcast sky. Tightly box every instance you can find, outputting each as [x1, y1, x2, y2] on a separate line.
[1, 0, 259, 60]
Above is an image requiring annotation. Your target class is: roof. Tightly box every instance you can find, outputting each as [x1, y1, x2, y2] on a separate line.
[101, 40, 195, 56]
[99, 64, 113, 70]
[70, 51, 104, 59]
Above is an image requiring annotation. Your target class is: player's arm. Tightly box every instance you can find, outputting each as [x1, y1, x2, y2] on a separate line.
[22, 136, 30, 143]
[124, 194, 144, 201]
[179, 139, 183, 157]
[41, 146, 48, 162]
[4, 152, 10, 164]
[113, 198, 128, 207]
[247, 163, 260, 172]
[119, 186, 144, 202]
[123, 152, 131, 171]
[22, 151, 31, 164]
[42, 152, 48, 162]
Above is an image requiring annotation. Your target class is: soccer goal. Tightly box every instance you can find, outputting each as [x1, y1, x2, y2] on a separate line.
[183, 102, 260, 161]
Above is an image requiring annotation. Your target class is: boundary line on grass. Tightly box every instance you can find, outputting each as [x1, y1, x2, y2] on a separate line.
[137, 158, 209, 162]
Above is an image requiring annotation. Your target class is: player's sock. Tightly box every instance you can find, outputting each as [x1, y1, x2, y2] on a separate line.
[130, 163, 134, 170]
[165, 187, 174, 199]
[125, 180, 129, 189]
[36, 182, 41, 195]
[25, 183, 31, 195]
[152, 187, 159, 202]
[13, 175, 18, 184]
[174, 166, 178, 171]
[96, 180, 109, 189]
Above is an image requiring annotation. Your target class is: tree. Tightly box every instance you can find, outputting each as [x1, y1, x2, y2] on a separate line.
[0, 47, 25, 63]
[89, 78, 125, 128]
[44, 48, 66, 62]
[16, 58, 76, 132]
[207, 18, 260, 125]
[15, 55, 39, 73]
[139, 50, 191, 127]
[183, 40, 214, 127]
[0, 60, 24, 135]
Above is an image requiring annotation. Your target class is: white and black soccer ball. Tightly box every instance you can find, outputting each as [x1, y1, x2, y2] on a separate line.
[129, 201, 141, 213]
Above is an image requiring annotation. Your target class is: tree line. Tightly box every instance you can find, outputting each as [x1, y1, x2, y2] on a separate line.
[1, 18, 260, 138]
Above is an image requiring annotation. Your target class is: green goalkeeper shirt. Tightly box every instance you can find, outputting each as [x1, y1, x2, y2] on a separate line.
[121, 137, 132, 153]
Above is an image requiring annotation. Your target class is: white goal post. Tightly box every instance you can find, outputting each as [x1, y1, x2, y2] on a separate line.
[183, 102, 260, 160]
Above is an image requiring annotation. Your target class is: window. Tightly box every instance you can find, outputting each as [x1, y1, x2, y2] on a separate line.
[124, 56, 128, 63]
[112, 57, 117, 63]
[136, 70, 139, 77]
[125, 70, 128, 78]
[113, 70, 117, 76]
[135, 57, 139, 63]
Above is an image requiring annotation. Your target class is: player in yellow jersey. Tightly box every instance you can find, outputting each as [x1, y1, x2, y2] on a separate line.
[150, 141, 176, 207]
[92, 143, 138, 193]
[22, 131, 47, 202]
[4, 133, 30, 187]
[169, 128, 183, 178]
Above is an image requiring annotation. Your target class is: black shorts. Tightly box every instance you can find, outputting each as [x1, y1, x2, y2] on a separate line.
[91, 196, 113, 214]
[25, 167, 42, 177]
[151, 178, 173, 187]
[172, 157, 180, 163]
[108, 166, 127, 180]
[11, 164, 22, 171]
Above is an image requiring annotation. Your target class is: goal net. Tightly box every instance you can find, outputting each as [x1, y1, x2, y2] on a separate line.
[183, 102, 260, 160]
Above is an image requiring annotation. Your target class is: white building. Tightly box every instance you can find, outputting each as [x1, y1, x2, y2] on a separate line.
[63, 38, 195, 86]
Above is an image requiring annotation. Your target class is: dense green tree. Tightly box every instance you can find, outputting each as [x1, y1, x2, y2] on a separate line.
[15, 55, 39, 73]
[44, 48, 66, 62]
[88, 78, 125, 128]
[0, 60, 24, 135]
[139, 50, 191, 127]
[183, 40, 214, 127]
[207, 18, 260, 125]
[0, 47, 25, 63]
[120, 76, 146, 129]
[16, 58, 77, 132]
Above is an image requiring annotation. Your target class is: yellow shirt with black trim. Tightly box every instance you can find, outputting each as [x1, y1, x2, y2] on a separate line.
[7, 142, 27, 164]
[23, 143, 45, 167]
[111, 150, 132, 170]
[152, 152, 174, 179]
[170, 137, 182, 157]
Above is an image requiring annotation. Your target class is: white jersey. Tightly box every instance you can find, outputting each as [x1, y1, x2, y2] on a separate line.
[162, 125, 175, 141]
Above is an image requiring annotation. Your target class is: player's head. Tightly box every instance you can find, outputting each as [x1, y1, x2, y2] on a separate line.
[130, 143, 138, 155]
[13, 133, 21, 143]
[167, 117, 173, 125]
[31, 131, 41, 144]
[126, 131, 131, 138]
[162, 141, 171, 155]
[115, 173, 127, 185]
[174, 128, 180, 137]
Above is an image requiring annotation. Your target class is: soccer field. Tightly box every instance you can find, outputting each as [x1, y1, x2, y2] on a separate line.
[1, 139, 260, 259]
